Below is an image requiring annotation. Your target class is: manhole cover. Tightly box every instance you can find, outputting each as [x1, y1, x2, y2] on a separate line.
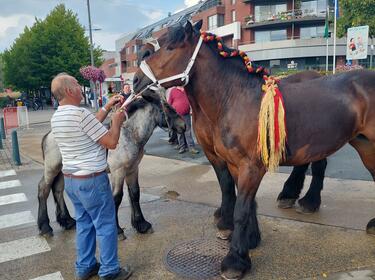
[164, 239, 229, 279]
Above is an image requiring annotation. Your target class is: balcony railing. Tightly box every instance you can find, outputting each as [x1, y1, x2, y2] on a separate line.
[245, 9, 328, 26]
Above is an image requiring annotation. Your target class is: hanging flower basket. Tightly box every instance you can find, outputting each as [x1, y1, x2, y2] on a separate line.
[79, 66, 106, 83]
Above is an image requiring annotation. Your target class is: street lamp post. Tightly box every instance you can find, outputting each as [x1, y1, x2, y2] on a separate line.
[86, 0, 98, 110]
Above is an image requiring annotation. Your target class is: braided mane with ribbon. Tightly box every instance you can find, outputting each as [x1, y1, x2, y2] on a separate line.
[200, 31, 287, 171]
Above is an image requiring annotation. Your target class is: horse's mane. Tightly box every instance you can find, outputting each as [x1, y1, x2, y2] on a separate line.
[166, 24, 268, 78]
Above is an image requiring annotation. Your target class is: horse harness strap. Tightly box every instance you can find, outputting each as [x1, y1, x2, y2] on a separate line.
[139, 36, 204, 90]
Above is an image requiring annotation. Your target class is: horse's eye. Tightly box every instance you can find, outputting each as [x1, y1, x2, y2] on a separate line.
[141, 50, 151, 60]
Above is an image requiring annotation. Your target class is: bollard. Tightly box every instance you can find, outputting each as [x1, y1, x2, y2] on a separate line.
[0, 117, 5, 139]
[0, 136, 3, 149]
[11, 130, 21, 166]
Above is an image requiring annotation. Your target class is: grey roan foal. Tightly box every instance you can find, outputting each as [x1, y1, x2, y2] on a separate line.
[37, 93, 185, 239]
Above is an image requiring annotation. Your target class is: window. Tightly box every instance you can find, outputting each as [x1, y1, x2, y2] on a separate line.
[255, 29, 287, 43]
[133, 60, 138, 67]
[301, 0, 327, 17]
[300, 26, 325, 39]
[231, 0, 236, 4]
[255, 3, 287, 22]
[208, 14, 224, 30]
[126, 47, 130, 55]
[132, 45, 137, 53]
[232, 10, 236, 22]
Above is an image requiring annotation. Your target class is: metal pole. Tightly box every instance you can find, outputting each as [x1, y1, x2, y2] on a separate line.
[333, 0, 337, 74]
[86, 0, 98, 110]
[0, 117, 6, 139]
[325, 5, 329, 72]
[291, 0, 294, 40]
[370, 38, 374, 69]
[11, 130, 21, 166]
[0, 136, 3, 150]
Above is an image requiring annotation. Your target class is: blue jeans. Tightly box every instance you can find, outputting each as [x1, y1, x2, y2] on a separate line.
[64, 173, 120, 278]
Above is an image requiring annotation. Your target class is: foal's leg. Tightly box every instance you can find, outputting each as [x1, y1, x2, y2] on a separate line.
[110, 168, 127, 240]
[37, 175, 54, 236]
[297, 159, 327, 213]
[51, 172, 75, 230]
[125, 167, 152, 234]
[349, 137, 375, 234]
[277, 164, 309, 208]
[221, 162, 265, 280]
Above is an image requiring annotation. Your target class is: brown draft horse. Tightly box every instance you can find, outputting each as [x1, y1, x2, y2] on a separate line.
[133, 21, 375, 279]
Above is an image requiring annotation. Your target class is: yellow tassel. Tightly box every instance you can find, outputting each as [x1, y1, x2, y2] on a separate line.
[258, 79, 287, 172]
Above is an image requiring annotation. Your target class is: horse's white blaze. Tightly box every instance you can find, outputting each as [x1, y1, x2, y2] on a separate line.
[0, 193, 28, 206]
[0, 236, 50, 263]
[0, 179, 22, 190]
[0, 169, 16, 178]
[0, 211, 35, 229]
[29, 272, 64, 280]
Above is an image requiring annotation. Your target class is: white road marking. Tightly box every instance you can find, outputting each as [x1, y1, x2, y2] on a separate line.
[0, 211, 35, 229]
[29, 272, 64, 280]
[0, 170, 16, 178]
[0, 179, 22, 190]
[0, 193, 28, 206]
[0, 236, 50, 263]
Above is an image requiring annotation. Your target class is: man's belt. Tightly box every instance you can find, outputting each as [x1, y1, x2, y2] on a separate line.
[63, 171, 105, 179]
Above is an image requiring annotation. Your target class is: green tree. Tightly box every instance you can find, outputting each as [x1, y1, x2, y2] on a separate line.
[337, 0, 375, 38]
[0, 53, 4, 92]
[3, 4, 103, 91]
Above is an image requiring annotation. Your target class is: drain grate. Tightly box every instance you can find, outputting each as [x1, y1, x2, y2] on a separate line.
[164, 239, 229, 279]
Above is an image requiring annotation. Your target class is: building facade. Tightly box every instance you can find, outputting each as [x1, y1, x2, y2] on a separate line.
[108, 0, 371, 81]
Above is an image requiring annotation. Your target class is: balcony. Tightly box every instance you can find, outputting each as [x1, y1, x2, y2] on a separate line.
[244, 8, 328, 29]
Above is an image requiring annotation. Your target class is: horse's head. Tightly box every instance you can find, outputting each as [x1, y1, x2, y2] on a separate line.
[141, 90, 185, 134]
[133, 20, 203, 93]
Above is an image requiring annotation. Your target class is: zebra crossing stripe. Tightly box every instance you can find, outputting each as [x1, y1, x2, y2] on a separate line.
[0, 236, 50, 263]
[0, 170, 16, 178]
[0, 179, 22, 190]
[0, 211, 35, 229]
[0, 193, 28, 206]
[29, 272, 64, 280]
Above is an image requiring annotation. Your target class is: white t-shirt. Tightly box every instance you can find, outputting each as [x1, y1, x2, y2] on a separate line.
[51, 105, 108, 175]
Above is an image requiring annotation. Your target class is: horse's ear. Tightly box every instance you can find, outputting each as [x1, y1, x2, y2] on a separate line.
[193, 20, 203, 32]
[184, 21, 194, 38]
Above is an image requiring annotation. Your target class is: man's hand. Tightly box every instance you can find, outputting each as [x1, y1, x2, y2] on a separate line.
[105, 94, 124, 110]
[111, 110, 126, 128]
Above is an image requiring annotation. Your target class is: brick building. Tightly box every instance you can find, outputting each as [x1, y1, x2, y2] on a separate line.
[107, 0, 371, 82]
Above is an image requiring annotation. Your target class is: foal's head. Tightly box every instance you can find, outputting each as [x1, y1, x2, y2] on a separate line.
[128, 91, 185, 134]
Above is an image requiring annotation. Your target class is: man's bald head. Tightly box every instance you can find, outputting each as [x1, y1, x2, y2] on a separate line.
[51, 73, 77, 101]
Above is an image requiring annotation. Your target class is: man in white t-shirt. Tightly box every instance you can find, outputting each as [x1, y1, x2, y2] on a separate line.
[50, 73, 132, 280]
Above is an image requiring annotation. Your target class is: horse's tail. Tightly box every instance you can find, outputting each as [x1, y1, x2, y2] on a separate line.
[41, 131, 51, 161]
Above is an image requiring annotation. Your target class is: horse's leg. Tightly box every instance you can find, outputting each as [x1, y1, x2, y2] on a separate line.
[297, 159, 327, 213]
[349, 137, 375, 234]
[221, 162, 265, 280]
[277, 164, 309, 208]
[110, 168, 127, 240]
[204, 151, 236, 239]
[37, 175, 53, 236]
[125, 167, 153, 234]
[51, 172, 75, 230]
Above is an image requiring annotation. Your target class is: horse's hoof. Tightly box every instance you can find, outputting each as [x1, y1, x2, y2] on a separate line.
[277, 198, 296, 209]
[216, 229, 232, 240]
[221, 269, 243, 280]
[133, 220, 153, 234]
[39, 224, 53, 237]
[295, 205, 316, 214]
[118, 232, 127, 241]
[64, 218, 76, 230]
[221, 252, 250, 280]
[366, 218, 375, 235]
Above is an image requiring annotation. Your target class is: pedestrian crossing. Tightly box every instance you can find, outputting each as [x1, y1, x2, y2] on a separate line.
[0, 169, 64, 279]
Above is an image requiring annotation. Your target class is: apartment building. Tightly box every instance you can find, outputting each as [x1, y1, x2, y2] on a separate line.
[110, 0, 370, 80]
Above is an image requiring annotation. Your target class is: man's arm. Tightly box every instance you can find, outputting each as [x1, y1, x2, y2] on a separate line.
[98, 111, 125, 149]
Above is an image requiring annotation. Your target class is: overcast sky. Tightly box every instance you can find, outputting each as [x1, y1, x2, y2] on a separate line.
[0, 0, 200, 52]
